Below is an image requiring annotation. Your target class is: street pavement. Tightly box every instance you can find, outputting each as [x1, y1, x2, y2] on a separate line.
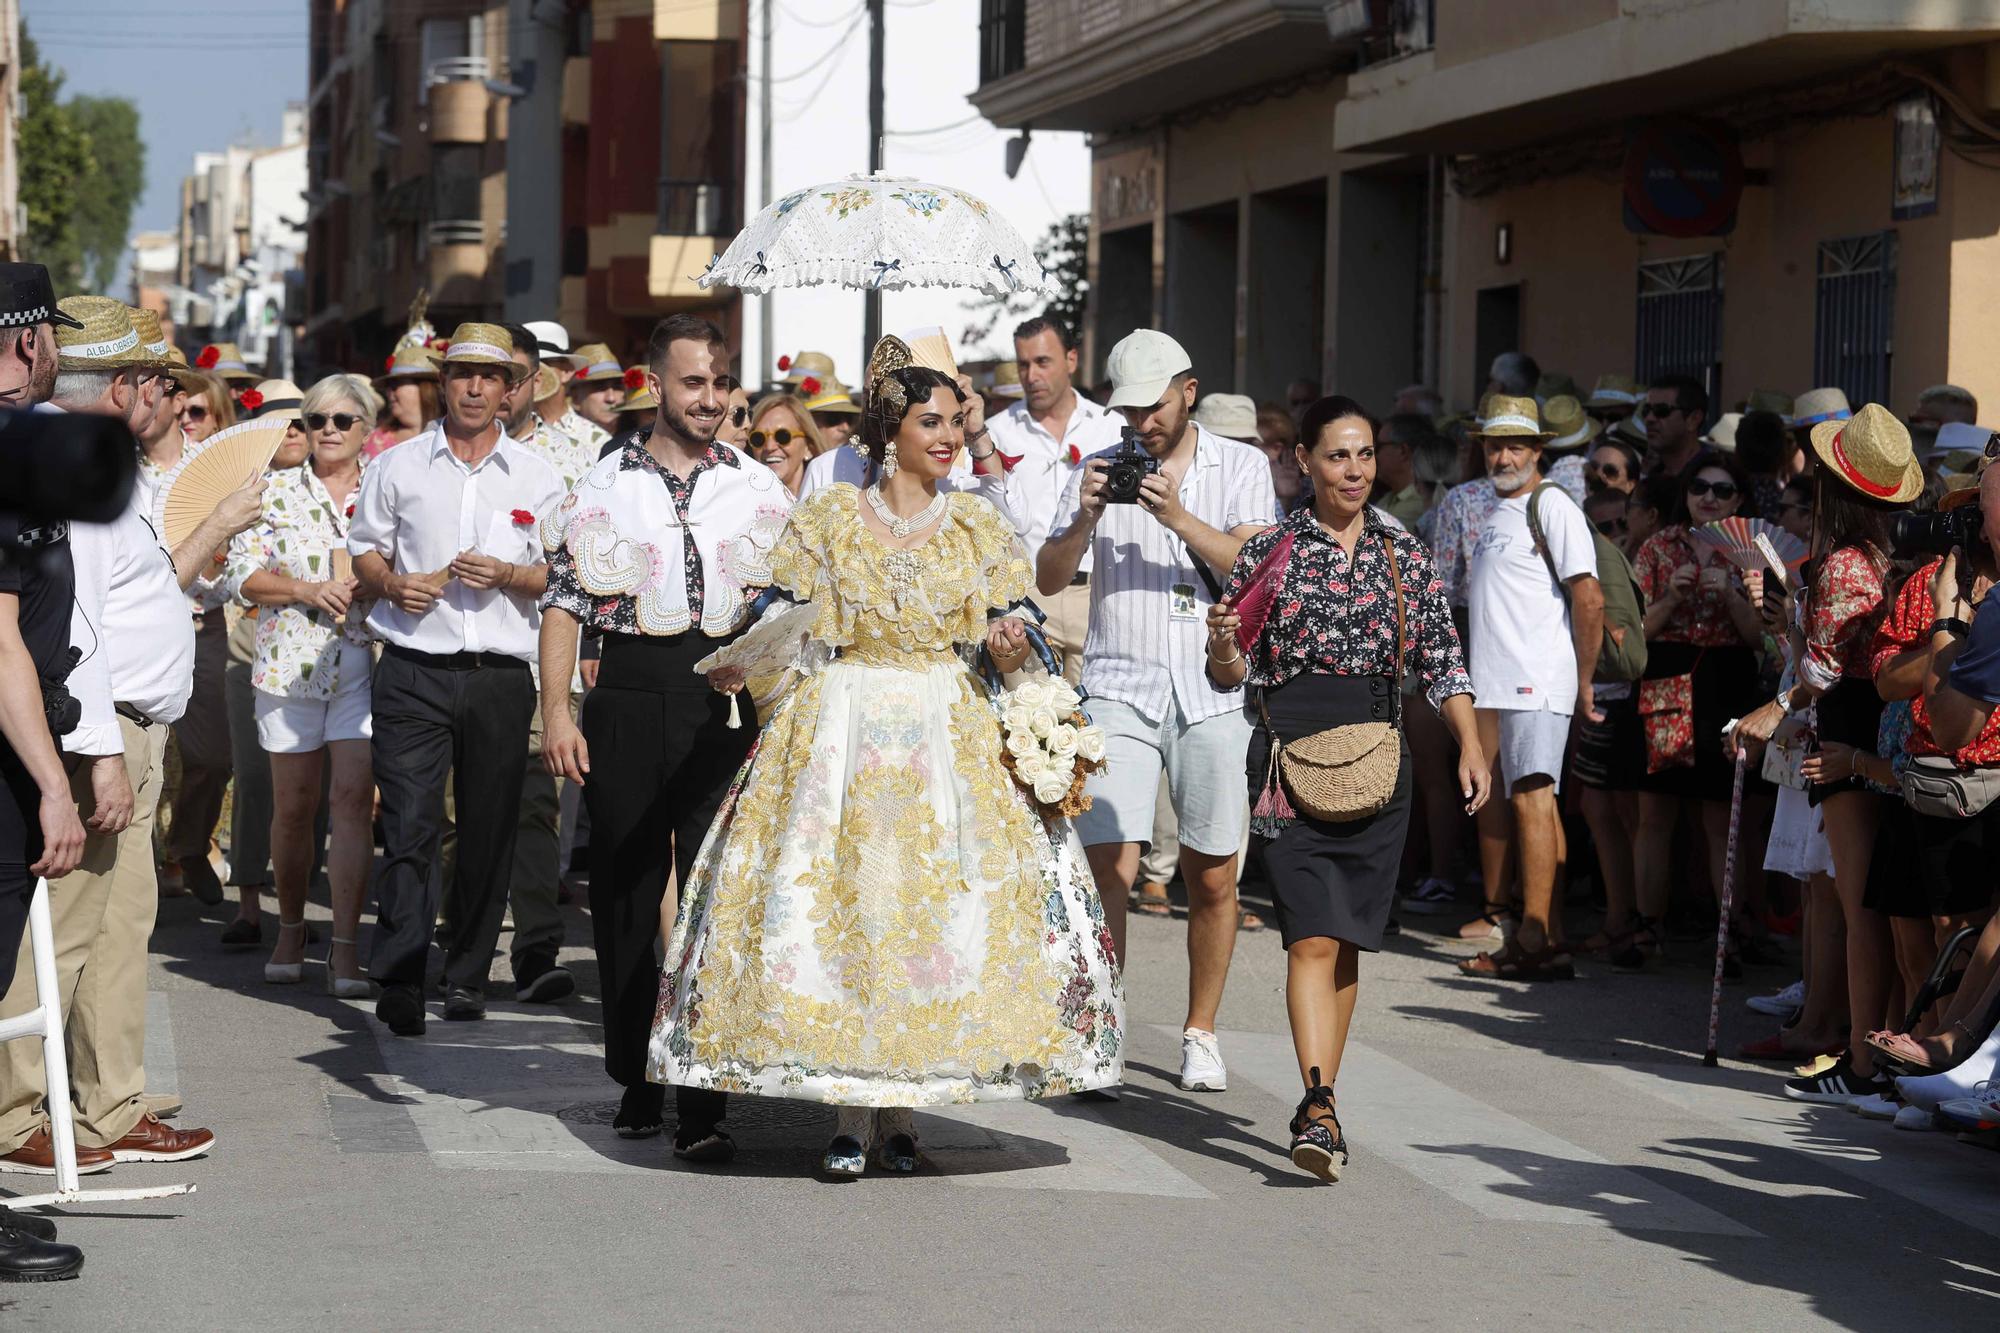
[4, 888, 1996, 1329]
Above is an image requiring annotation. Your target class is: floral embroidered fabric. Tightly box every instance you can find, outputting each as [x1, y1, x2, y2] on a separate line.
[223, 466, 373, 699]
[1800, 543, 1887, 691]
[1222, 506, 1470, 712]
[648, 485, 1122, 1106]
[1871, 554, 2000, 765]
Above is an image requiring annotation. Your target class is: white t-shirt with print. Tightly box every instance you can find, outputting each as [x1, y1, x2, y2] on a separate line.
[1467, 484, 1597, 714]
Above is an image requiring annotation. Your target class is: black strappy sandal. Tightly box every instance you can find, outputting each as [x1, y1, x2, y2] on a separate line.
[1288, 1067, 1349, 1184]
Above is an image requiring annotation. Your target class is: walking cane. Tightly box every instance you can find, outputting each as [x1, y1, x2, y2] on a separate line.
[1703, 736, 1750, 1068]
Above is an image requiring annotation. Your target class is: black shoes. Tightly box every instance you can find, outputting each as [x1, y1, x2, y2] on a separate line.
[1288, 1067, 1349, 1184]
[0, 1208, 55, 1241]
[376, 983, 427, 1037]
[672, 1123, 736, 1164]
[180, 856, 225, 907]
[0, 1218, 82, 1282]
[442, 987, 486, 1022]
[614, 1084, 665, 1140]
[513, 953, 575, 1004]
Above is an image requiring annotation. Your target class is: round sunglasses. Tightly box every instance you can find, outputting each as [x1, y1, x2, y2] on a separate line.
[1686, 477, 1739, 501]
[306, 412, 364, 432]
[182, 403, 209, 423]
[749, 427, 796, 448]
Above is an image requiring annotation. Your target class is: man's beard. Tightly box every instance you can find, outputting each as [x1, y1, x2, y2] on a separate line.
[659, 399, 721, 448]
[1490, 463, 1534, 491]
[28, 350, 55, 405]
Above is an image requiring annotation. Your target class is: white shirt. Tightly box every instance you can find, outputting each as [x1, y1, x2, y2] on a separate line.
[988, 393, 1127, 567]
[66, 485, 197, 753]
[347, 425, 568, 659]
[1466, 485, 1597, 713]
[798, 444, 1011, 519]
[1050, 424, 1278, 722]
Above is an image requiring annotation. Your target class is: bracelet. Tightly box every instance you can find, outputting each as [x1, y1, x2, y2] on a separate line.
[969, 444, 996, 462]
[1933, 616, 1971, 639]
[1210, 645, 1243, 665]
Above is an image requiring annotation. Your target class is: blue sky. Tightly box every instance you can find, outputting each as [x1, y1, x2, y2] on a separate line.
[23, 0, 308, 242]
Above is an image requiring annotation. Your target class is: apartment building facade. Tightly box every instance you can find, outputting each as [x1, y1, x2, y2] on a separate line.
[973, 0, 2000, 417]
[304, 0, 743, 372]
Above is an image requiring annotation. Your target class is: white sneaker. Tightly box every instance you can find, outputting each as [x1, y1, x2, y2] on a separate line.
[1180, 1028, 1227, 1091]
[1851, 1093, 1899, 1120]
[1746, 980, 1805, 1018]
[1893, 1104, 1934, 1131]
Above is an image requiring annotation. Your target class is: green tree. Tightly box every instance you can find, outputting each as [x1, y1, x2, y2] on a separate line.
[16, 31, 91, 291]
[961, 212, 1089, 350]
[69, 96, 147, 293]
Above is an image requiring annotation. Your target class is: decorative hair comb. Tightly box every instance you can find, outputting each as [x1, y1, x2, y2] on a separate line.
[865, 334, 914, 423]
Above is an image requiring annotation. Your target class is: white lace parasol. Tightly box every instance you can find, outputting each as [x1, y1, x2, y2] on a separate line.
[699, 172, 1059, 298]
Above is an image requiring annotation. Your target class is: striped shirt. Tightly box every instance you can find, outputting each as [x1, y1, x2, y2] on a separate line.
[1051, 424, 1278, 722]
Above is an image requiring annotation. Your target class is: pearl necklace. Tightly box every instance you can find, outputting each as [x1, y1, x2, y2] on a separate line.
[866, 482, 947, 540]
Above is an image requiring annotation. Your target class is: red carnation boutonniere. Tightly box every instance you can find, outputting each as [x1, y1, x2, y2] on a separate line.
[1067, 443, 1082, 465]
[800, 376, 822, 397]
[510, 508, 535, 527]
[239, 389, 264, 411]
[997, 449, 1025, 472]
[776, 355, 792, 373]
[623, 366, 647, 391]
[345, 503, 356, 519]
[196, 345, 220, 369]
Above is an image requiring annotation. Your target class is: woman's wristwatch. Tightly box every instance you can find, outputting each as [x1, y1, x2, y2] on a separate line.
[1933, 616, 1972, 639]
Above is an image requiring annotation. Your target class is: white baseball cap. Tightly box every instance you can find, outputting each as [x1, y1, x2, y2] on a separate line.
[1105, 329, 1193, 410]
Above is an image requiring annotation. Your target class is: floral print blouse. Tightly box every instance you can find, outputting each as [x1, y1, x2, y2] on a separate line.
[521, 416, 596, 491]
[1428, 478, 1497, 608]
[1634, 527, 1746, 647]
[1220, 506, 1471, 712]
[542, 434, 739, 634]
[1800, 544, 1888, 691]
[222, 465, 373, 699]
[1869, 554, 2000, 765]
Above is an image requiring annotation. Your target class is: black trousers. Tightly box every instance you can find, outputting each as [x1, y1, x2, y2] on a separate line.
[367, 649, 535, 992]
[0, 862, 31, 997]
[583, 633, 755, 1127]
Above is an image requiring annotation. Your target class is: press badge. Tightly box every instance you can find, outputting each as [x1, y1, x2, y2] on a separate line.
[1170, 582, 1199, 620]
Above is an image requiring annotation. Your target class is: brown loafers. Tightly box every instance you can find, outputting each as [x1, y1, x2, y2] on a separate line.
[0, 1126, 115, 1176]
[106, 1114, 214, 1164]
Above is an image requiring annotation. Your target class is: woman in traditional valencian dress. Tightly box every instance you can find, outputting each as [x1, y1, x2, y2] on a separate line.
[648, 338, 1124, 1178]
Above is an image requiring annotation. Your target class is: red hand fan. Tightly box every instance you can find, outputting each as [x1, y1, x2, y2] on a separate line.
[1231, 531, 1296, 654]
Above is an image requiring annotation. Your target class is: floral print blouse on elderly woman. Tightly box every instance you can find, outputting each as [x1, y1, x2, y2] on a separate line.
[1221, 505, 1472, 711]
[223, 465, 373, 700]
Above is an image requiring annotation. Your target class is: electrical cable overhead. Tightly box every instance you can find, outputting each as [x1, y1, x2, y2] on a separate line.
[886, 112, 984, 137]
[774, 0, 864, 28]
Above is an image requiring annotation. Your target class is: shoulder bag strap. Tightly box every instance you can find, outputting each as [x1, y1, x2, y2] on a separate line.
[1384, 532, 1406, 726]
[1524, 482, 1570, 604]
[1182, 540, 1226, 603]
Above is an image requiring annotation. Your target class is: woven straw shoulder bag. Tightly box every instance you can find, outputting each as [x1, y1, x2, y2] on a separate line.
[1256, 533, 1405, 824]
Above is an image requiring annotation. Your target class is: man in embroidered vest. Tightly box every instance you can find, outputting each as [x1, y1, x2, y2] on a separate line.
[539, 314, 791, 1160]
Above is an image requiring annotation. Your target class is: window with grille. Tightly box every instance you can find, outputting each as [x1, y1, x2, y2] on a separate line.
[979, 1, 1025, 84]
[1635, 253, 1723, 400]
[1814, 231, 1897, 409]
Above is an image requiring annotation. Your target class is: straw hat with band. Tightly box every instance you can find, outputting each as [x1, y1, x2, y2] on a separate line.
[439, 322, 530, 383]
[991, 360, 1023, 399]
[378, 342, 440, 387]
[1535, 371, 1580, 404]
[779, 350, 837, 388]
[56, 296, 168, 372]
[195, 341, 259, 383]
[802, 376, 860, 416]
[1939, 461, 1987, 514]
[531, 363, 564, 404]
[126, 306, 203, 391]
[1541, 394, 1600, 451]
[1792, 387, 1853, 428]
[242, 377, 305, 421]
[1585, 373, 1643, 412]
[618, 380, 659, 416]
[1472, 394, 1554, 440]
[569, 343, 624, 385]
[1808, 402, 1923, 505]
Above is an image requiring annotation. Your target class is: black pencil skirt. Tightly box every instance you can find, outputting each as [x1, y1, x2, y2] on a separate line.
[1246, 673, 1412, 952]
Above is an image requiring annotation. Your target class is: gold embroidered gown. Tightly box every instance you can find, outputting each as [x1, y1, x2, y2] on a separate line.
[647, 485, 1124, 1106]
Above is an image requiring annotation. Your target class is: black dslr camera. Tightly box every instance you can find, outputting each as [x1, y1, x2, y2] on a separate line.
[1101, 427, 1162, 505]
[1892, 506, 1983, 559]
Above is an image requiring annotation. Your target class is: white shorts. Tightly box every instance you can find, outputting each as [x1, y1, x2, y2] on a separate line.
[1073, 697, 1252, 857]
[254, 643, 374, 753]
[1493, 707, 1571, 796]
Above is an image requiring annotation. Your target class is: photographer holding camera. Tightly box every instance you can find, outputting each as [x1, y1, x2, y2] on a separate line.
[1037, 329, 1277, 1093]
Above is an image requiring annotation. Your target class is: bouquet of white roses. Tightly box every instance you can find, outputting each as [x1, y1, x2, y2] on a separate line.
[996, 675, 1107, 817]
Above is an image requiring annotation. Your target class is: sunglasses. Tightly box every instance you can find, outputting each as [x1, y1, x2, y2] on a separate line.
[1585, 461, 1626, 479]
[1641, 403, 1682, 419]
[1593, 517, 1629, 536]
[749, 428, 796, 448]
[305, 412, 363, 432]
[182, 404, 208, 423]
[730, 406, 749, 428]
[1686, 478, 1739, 501]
